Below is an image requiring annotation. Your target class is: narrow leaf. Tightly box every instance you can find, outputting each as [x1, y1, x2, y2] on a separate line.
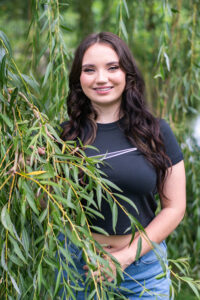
[96, 183, 102, 209]
[1, 204, 14, 236]
[135, 237, 142, 261]
[26, 170, 46, 175]
[38, 264, 42, 293]
[54, 267, 62, 296]
[38, 207, 48, 223]
[9, 235, 27, 264]
[89, 226, 109, 236]
[0, 114, 13, 130]
[122, 0, 130, 18]
[26, 193, 39, 215]
[1, 242, 8, 271]
[9, 274, 21, 295]
[0, 30, 12, 56]
[120, 19, 128, 41]
[42, 62, 52, 87]
[164, 52, 170, 71]
[112, 202, 118, 234]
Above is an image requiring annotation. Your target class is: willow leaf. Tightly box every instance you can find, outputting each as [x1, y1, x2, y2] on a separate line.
[112, 202, 118, 234]
[1, 204, 14, 236]
[0, 30, 12, 56]
[9, 274, 21, 295]
[9, 235, 27, 264]
[135, 237, 142, 261]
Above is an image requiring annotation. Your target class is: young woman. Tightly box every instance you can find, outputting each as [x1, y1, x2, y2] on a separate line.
[59, 32, 186, 299]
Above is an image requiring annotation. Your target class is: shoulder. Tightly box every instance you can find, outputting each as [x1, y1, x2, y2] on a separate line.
[158, 118, 179, 139]
[159, 118, 173, 133]
[158, 118, 184, 165]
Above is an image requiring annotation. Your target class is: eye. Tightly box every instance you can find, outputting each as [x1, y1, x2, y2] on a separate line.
[108, 65, 119, 71]
[82, 68, 95, 73]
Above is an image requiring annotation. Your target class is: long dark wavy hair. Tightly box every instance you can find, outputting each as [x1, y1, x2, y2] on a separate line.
[61, 32, 171, 196]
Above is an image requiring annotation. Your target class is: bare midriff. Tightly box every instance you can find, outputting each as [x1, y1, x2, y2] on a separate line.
[91, 232, 140, 253]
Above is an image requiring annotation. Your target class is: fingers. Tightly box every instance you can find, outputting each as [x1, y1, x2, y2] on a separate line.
[83, 264, 115, 283]
[30, 145, 45, 155]
[38, 147, 45, 155]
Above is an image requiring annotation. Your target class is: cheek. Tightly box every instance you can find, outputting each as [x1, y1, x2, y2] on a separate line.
[80, 74, 91, 90]
[112, 72, 126, 88]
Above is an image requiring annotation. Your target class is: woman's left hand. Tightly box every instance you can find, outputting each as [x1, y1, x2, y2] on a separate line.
[83, 246, 132, 282]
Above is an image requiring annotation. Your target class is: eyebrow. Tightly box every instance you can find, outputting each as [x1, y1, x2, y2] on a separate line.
[82, 61, 119, 68]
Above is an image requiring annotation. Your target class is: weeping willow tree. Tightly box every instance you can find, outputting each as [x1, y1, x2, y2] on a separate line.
[0, 0, 200, 299]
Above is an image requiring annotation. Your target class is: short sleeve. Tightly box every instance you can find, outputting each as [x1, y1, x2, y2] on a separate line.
[159, 119, 184, 166]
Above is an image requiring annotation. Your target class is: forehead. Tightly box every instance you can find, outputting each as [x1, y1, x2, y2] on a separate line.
[82, 43, 119, 65]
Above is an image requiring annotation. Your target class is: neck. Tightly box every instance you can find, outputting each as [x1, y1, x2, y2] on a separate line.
[93, 103, 122, 124]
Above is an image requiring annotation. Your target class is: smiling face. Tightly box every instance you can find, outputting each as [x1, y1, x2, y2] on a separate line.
[80, 43, 126, 112]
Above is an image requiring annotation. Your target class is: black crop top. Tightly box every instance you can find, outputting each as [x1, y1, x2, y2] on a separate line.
[61, 118, 183, 235]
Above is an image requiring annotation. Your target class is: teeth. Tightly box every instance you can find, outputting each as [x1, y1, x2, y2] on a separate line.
[95, 88, 111, 91]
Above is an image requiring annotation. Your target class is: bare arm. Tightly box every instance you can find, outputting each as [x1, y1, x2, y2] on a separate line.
[111, 160, 186, 269]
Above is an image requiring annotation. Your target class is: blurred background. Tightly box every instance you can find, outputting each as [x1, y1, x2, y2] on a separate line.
[0, 0, 200, 299]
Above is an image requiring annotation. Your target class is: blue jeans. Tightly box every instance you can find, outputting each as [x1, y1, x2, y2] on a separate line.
[56, 236, 171, 299]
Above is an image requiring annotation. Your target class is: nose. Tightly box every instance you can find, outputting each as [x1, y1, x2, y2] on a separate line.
[95, 70, 108, 83]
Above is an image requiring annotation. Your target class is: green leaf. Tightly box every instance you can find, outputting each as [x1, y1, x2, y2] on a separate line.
[89, 226, 109, 236]
[9, 274, 21, 295]
[79, 191, 98, 209]
[96, 183, 102, 209]
[58, 2, 69, 6]
[22, 182, 39, 215]
[129, 226, 135, 246]
[129, 214, 145, 232]
[22, 228, 30, 257]
[0, 53, 7, 86]
[102, 178, 122, 192]
[0, 30, 12, 56]
[0, 114, 13, 130]
[171, 8, 179, 13]
[1, 242, 8, 271]
[67, 187, 72, 203]
[37, 264, 42, 293]
[112, 202, 118, 234]
[81, 212, 86, 226]
[9, 253, 24, 267]
[43, 257, 57, 270]
[0, 46, 6, 62]
[114, 193, 139, 214]
[10, 87, 18, 107]
[122, 0, 130, 18]
[53, 194, 76, 209]
[38, 207, 48, 223]
[135, 237, 142, 261]
[54, 267, 62, 296]
[1, 204, 14, 236]
[26, 192, 40, 215]
[163, 52, 170, 71]
[155, 272, 167, 280]
[21, 74, 40, 93]
[60, 24, 72, 32]
[9, 235, 27, 264]
[119, 19, 128, 41]
[187, 280, 200, 298]
[87, 289, 97, 300]
[83, 206, 104, 219]
[73, 166, 79, 184]
[42, 61, 52, 87]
